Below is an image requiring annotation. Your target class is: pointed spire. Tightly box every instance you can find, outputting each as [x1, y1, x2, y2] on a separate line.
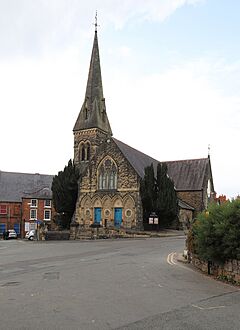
[73, 17, 112, 135]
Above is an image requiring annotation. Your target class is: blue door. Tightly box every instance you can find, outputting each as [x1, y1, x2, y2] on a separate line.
[14, 223, 20, 235]
[94, 208, 102, 224]
[0, 224, 6, 234]
[114, 208, 122, 228]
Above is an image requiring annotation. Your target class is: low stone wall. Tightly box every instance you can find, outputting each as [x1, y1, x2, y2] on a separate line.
[70, 226, 150, 240]
[45, 231, 70, 240]
[191, 254, 240, 284]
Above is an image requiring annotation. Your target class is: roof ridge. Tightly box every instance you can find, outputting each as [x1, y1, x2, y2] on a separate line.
[113, 137, 160, 162]
[163, 157, 208, 163]
[0, 170, 54, 176]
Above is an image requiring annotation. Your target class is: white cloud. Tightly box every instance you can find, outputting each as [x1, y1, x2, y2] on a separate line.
[0, 0, 239, 199]
[105, 57, 240, 198]
[0, 0, 204, 55]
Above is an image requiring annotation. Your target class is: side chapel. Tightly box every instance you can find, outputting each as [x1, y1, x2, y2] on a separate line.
[72, 26, 215, 231]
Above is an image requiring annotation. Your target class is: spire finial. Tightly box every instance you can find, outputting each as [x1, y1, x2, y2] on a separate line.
[94, 11, 99, 32]
[208, 144, 211, 157]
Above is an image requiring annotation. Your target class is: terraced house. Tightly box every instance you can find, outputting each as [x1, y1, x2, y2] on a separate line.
[0, 171, 54, 237]
[72, 27, 215, 231]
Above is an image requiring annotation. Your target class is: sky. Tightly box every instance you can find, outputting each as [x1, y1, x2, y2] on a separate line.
[0, 0, 239, 199]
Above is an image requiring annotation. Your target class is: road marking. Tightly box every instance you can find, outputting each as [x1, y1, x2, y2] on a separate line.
[192, 304, 226, 310]
[167, 252, 177, 265]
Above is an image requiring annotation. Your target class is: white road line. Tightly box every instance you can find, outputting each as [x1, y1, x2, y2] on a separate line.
[167, 252, 177, 265]
[192, 304, 226, 310]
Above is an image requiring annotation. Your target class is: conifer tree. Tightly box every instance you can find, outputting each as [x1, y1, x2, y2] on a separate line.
[140, 162, 178, 229]
[52, 159, 80, 229]
[156, 163, 178, 227]
[140, 163, 156, 226]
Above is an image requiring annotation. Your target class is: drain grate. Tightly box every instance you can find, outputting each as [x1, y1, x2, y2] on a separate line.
[43, 272, 60, 280]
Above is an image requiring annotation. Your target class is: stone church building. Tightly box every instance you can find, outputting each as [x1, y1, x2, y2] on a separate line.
[72, 28, 215, 231]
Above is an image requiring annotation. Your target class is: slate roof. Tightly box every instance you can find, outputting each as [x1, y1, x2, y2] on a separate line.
[113, 137, 209, 191]
[178, 199, 195, 211]
[0, 171, 54, 202]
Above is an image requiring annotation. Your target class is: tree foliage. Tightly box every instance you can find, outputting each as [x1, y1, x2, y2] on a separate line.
[191, 199, 240, 263]
[140, 163, 178, 229]
[51, 159, 80, 229]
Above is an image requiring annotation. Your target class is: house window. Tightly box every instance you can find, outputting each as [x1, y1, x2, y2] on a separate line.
[98, 158, 117, 190]
[44, 200, 51, 208]
[0, 205, 7, 214]
[30, 209, 37, 220]
[44, 210, 51, 221]
[31, 199, 37, 207]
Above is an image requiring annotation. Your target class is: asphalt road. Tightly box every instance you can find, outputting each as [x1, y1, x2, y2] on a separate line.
[0, 237, 239, 330]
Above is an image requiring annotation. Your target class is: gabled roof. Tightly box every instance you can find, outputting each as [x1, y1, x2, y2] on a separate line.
[0, 171, 54, 202]
[113, 137, 210, 191]
[163, 158, 209, 191]
[113, 138, 159, 178]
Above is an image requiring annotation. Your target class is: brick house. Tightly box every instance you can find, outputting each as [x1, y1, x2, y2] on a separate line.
[71, 28, 215, 231]
[0, 171, 54, 237]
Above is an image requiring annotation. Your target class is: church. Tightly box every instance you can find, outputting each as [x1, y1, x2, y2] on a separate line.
[72, 26, 215, 231]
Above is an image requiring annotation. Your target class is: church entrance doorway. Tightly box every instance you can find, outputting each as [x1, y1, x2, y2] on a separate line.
[94, 208, 102, 224]
[114, 208, 122, 228]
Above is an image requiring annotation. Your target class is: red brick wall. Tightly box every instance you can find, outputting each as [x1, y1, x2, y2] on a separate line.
[0, 201, 22, 231]
[22, 198, 55, 230]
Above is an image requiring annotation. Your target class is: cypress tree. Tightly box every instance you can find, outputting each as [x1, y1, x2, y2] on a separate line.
[140, 162, 178, 229]
[140, 163, 156, 228]
[156, 163, 178, 227]
[52, 159, 80, 229]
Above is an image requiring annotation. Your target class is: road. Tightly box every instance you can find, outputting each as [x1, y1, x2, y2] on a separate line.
[0, 237, 239, 329]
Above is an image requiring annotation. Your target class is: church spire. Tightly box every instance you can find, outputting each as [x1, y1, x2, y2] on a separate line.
[73, 17, 112, 135]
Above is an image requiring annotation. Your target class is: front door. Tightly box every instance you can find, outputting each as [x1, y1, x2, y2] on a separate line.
[94, 208, 102, 224]
[114, 208, 122, 228]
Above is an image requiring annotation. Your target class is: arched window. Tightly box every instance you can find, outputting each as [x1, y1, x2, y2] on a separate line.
[98, 158, 117, 190]
[81, 145, 85, 161]
[86, 143, 90, 160]
[79, 142, 91, 162]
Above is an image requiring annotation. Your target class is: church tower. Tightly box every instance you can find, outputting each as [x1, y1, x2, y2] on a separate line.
[73, 24, 112, 169]
[72, 19, 142, 231]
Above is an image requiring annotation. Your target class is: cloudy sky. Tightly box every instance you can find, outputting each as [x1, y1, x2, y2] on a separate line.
[0, 0, 239, 198]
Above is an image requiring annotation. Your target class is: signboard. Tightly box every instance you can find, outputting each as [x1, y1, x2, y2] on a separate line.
[149, 217, 154, 224]
[154, 217, 159, 225]
[148, 212, 159, 225]
[25, 222, 30, 232]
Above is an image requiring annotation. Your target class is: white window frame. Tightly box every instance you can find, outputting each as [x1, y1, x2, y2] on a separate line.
[31, 199, 38, 208]
[44, 209, 51, 221]
[30, 209, 37, 220]
[44, 199, 51, 208]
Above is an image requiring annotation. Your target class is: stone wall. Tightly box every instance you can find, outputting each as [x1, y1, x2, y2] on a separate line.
[177, 191, 203, 215]
[192, 254, 240, 283]
[74, 129, 143, 230]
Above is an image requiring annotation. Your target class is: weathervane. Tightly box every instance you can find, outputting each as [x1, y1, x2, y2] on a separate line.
[94, 11, 99, 32]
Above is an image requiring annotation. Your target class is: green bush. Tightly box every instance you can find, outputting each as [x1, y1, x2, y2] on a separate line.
[192, 199, 240, 263]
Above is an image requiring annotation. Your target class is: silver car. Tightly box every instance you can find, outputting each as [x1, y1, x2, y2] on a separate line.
[7, 229, 17, 239]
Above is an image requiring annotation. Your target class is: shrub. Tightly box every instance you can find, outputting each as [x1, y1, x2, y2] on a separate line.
[192, 199, 240, 263]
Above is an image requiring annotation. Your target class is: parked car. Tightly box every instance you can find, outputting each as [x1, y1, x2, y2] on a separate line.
[25, 230, 35, 240]
[7, 229, 17, 239]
